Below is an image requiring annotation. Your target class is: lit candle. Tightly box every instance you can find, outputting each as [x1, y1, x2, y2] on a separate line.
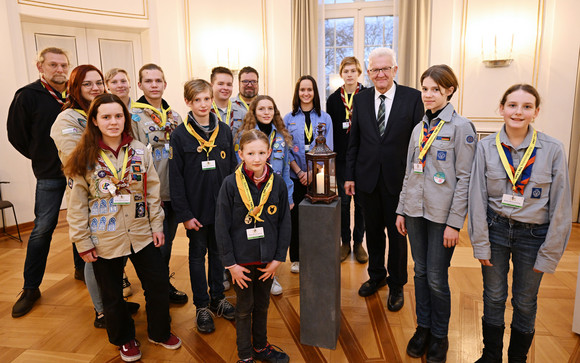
[316, 166, 324, 194]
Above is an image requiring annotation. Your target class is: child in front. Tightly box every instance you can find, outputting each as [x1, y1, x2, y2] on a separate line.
[216, 129, 291, 363]
[169, 79, 237, 334]
[64, 94, 180, 362]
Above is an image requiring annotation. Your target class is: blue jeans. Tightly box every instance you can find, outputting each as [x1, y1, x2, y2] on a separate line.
[406, 216, 455, 338]
[159, 201, 179, 268]
[336, 161, 365, 246]
[23, 178, 67, 289]
[85, 262, 104, 313]
[482, 209, 546, 333]
[186, 224, 225, 308]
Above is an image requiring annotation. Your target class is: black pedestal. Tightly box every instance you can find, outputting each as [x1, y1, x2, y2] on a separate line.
[299, 198, 341, 349]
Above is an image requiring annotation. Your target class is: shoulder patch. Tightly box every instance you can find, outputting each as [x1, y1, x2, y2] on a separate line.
[466, 135, 475, 144]
[132, 114, 141, 122]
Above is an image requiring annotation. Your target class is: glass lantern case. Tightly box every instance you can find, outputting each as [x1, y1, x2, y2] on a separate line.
[305, 124, 338, 203]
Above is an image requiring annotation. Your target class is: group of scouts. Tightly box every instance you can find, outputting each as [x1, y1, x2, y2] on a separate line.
[6, 46, 571, 363]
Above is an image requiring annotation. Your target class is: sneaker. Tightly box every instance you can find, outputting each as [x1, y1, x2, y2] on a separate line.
[148, 333, 182, 350]
[169, 272, 188, 304]
[210, 297, 235, 320]
[126, 301, 140, 315]
[196, 307, 215, 334]
[252, 343, 289, 363]
[290, 262, 299, 274]
[74, 268, 85, 282]
[224, 271, 231, 291]
[119, 339, 141, 362]
[94, 310, 106, 329]
[270, 276, 283, 296]
[123, 272, 133, 297]
[12, 288, 41, 318]
[237, 359, 255, 363]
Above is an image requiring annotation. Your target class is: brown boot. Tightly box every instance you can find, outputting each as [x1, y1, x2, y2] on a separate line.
[354, 243, 368, 263]
[340, 244, 351, 262]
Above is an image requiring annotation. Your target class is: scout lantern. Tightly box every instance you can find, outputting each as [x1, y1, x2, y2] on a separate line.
[305, 124, 338, 203]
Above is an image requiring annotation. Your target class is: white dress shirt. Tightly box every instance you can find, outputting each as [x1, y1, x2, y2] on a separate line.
[374, 83, 396, 127]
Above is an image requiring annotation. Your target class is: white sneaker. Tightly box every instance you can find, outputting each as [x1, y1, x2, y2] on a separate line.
[290, 262, 300, 274]
[270, 276, 283, 295]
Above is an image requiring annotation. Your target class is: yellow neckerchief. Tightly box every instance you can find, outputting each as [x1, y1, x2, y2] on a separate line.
[495, 129, 537, 193]
[342, 86, 356, 120]
[235, 164, 274, 224]
[184, 117, 220, 158]
[418, 120, 445, 162]
[73, 108, 88, 118]
[131, 101, 171, 127]
[212, 100, 232, 126]
[99, 147, 129, 184]
[304, 118, 313, 145]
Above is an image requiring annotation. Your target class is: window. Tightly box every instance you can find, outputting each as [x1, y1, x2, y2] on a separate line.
[323, 0, 394, 98]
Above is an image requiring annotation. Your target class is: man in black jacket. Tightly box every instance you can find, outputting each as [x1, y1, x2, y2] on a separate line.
[345, 48, 423, 311]
[7, 47, 80, 318]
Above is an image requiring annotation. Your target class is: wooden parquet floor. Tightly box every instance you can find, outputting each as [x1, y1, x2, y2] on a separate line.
[1, 210, 579, 362]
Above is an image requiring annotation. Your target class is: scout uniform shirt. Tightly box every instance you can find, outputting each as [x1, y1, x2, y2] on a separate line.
[468, 126, 572, 273]
[67, 138, 164, 259]
[396, 103, 477, 229]
[211, 99, 245, 137]
[130, 96, 182, 202]
[51, 108, 88, 165]
[230, 94, 251, 135]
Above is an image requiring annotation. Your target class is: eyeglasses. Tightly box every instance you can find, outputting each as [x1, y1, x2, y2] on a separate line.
[241, 80, 258, 86]
[45, 63, 69, 70]
[81, 81, 105, 88]
[368, 67, 394, 75]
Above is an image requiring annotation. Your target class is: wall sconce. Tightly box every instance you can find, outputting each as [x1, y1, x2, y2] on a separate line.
[482, 33, 514, 68]
[217, 48, 240, 74]
[328, 74, 343, 93]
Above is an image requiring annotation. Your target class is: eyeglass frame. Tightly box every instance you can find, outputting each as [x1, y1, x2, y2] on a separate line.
[81, 80, 105, 89]
[240, 80, 258, 86]
[367, 66, 394, 75]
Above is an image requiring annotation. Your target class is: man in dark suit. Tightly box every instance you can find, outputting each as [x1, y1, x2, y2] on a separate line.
[345, 48, 423, 311]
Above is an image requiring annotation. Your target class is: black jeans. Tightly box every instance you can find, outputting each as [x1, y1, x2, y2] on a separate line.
[159, 201, 179, 268]
[93, 242, 170, 346]
[290, 179, 307, 262]
[359, 172, 408, 289]
[233, 264, 273, 359]
[336, 161, 365, 246]
[186, 224, 225, 308]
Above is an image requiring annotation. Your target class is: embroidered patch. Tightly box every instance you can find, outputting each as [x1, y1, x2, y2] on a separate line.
[149, 126, 156, 132]
[267, 205, 277, 215]
[162, 148, 169, 159]
[274, 143, 279, 149]
[153, 136, 159, 143]
[531, 187, 542, 199]
[98, 179, 112, 194]
[221, 150, 226, 159]
[97, 170, 107, 178]
[234, 144, 239, 152]
[90, 235, 99, 245]
[132, 173, 142, 182]
[135, 149, 144, 155]
[133, 108, 143, 114]
[62, 127, 80, 135]
[132, 114, 141, 122]
[169, 146, 173, 160]
[108, 199, 118, 213]
[98, 216, 107, 231]
[90, 201, 99, 215]
[466, 135, 475, 144]
[99, 199, 108, 214]
[90, 218, 98, 232]
[135, 202, 146, 218]
[68, 178, 74, 189]
[154, 149, 162, 161]
[134, 193, 143, 201]
[132, 165, 142, 173]
[436, 136, 451, 141]
[437, 150, 447, 161]
[107, 217, 117, 231]
[293, 145, 299, 152]
[133, 155, 141, 162]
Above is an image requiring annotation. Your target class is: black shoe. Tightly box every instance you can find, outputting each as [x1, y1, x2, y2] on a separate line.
[426, 335, 449, 363]
[237, 359, 255, 363]
[12, 288, 41, 318]
[195, 307, 215, 334]
[387, 286, 404, 311]
[407, 326, 430, 358]
[126, 301, 140, 315]
[94, 310, 106, 328]
[210, 297, 235, 320]
[169, 282, 188, 304]
[74, 268, 85, 283]
[252, 343, 289, 363]
[358, 278, 387, 297]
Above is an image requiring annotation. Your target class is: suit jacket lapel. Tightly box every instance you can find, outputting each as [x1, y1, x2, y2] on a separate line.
[365, 90, 381, 138]
[381, 82, 400, 140]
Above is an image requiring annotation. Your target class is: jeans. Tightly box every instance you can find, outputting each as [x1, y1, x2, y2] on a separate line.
[336, 161, 365, 246]
[92, 243, 170, 346]
[233, 264, 273, 359]
[290, 179, 307, 262]
[187, 224, 225, 308]
[85, 261, 104, 313]
[406, 217, 455, 338]
[482, 209, 546, 333]
[159, 201, 179, 268]
[23, 178, 67, 289]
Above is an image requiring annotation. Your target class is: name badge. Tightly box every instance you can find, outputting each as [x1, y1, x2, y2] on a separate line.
[113, 194, 131, 205]
[413, 163, 423, 173]
[107, 184, 117, 195]
[165, 143, 170, 151]
[305, 145, 311, 152]
[342, 121, 350, 130]
[501, 193, 524, 208]
[202, 160, 216, 170]
[246, 227, 265, 240]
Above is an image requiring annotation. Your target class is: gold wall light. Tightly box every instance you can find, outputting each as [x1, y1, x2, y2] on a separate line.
[482, 33, 514, 67]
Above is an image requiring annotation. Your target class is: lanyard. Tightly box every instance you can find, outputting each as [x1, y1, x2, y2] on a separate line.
[495, 130, 537, 194]
[239, 97, 250, 111]
[185, 117, 220, 159]
[99, 147, 129, 184]
[418, 120, 445, 162]
[235, 164, 274, 224]
[212, 100, 232, 126]
[132, 101, 170, 127]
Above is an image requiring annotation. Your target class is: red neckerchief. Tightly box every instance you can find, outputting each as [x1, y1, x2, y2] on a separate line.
[40, 76, 67, 105]
[340, 83, 361, 133]
[98, 133, 133, 158]
[243, 164, 270, 189]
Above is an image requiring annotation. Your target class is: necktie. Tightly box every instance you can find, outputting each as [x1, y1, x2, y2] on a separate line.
[377, 94, 386, 136]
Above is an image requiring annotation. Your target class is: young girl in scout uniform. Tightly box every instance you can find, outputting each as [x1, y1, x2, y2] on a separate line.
[64, 94, 181, 362]
[168, 79, 237, 334]
[284, 75, 333, 273]
[468, 84, 571, 363]
[395, 65, 477, 362]
[216, 128, 291, 363]
[235, 95, 294, 296]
